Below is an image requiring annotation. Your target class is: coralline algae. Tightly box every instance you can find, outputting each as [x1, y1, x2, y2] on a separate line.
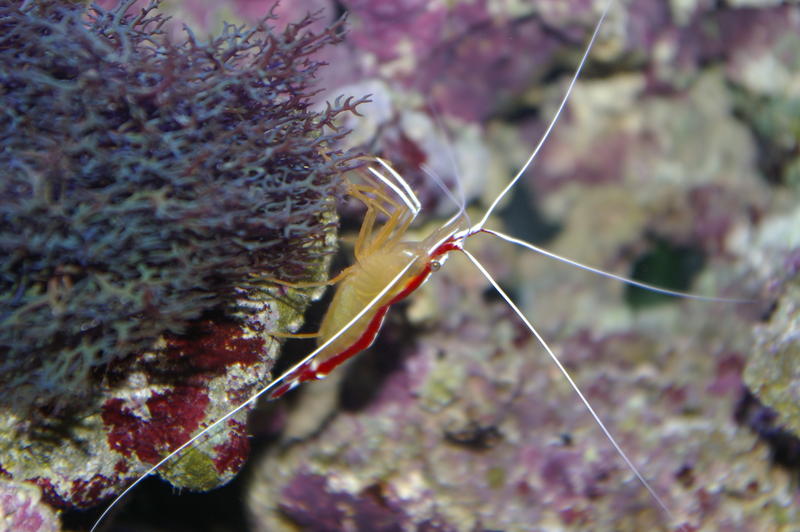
[744, 220, 800, 440]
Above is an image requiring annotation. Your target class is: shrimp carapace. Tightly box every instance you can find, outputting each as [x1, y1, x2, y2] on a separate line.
[268, 163, 468, 399]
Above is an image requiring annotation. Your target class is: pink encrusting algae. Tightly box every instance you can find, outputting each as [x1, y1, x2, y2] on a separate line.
[3, 0, 800, 530]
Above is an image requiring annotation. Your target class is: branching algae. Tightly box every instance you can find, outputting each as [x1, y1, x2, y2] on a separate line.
[0, 0, 366, 511]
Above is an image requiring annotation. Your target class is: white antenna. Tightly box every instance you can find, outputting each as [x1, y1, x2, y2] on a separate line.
[460, 247, 676, 523]
[481, 228, 753, 303]
[472, 0, 612, 232]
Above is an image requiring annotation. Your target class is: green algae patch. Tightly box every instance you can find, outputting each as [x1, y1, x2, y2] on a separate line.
[485, 466, 506, 490]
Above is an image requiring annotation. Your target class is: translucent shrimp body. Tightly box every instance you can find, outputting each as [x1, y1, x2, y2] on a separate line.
[269, 163, 467, 398]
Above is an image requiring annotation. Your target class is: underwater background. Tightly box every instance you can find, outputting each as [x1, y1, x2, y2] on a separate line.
[1, 0, 799, 531]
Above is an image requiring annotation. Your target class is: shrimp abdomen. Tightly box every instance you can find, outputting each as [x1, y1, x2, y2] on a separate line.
[268, 243, 430, 398]
[318, 245, 422, 345]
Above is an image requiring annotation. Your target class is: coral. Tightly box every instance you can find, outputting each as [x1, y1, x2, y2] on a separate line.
[733, 93, 800, 187]
[736, 390, 800, 478]
[0, 0, 365, 509]
[742, 212, 800, 439]
[0, 480, 60, 532]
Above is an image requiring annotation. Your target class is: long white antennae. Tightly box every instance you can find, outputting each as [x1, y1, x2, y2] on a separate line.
[367, 166, 420, 217]
[481, 228, 753, 303]
[459, 247, 675, 523]
[91, 258, 419, 532]
[375, 157, 422, 213]
[473, 0, 612, 232]
[420, 163, 472, 236]
[427, 101, 469, 210]
[420, 163, 465, 214]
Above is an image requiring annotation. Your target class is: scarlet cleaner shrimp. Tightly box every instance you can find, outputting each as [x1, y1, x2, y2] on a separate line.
[92, 1, 798, 530]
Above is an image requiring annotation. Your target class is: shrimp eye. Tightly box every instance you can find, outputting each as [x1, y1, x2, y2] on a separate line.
[430, 260, 441, 272]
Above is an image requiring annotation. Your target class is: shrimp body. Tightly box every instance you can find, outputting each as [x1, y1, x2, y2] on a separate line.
[269, 165, 466, 398]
